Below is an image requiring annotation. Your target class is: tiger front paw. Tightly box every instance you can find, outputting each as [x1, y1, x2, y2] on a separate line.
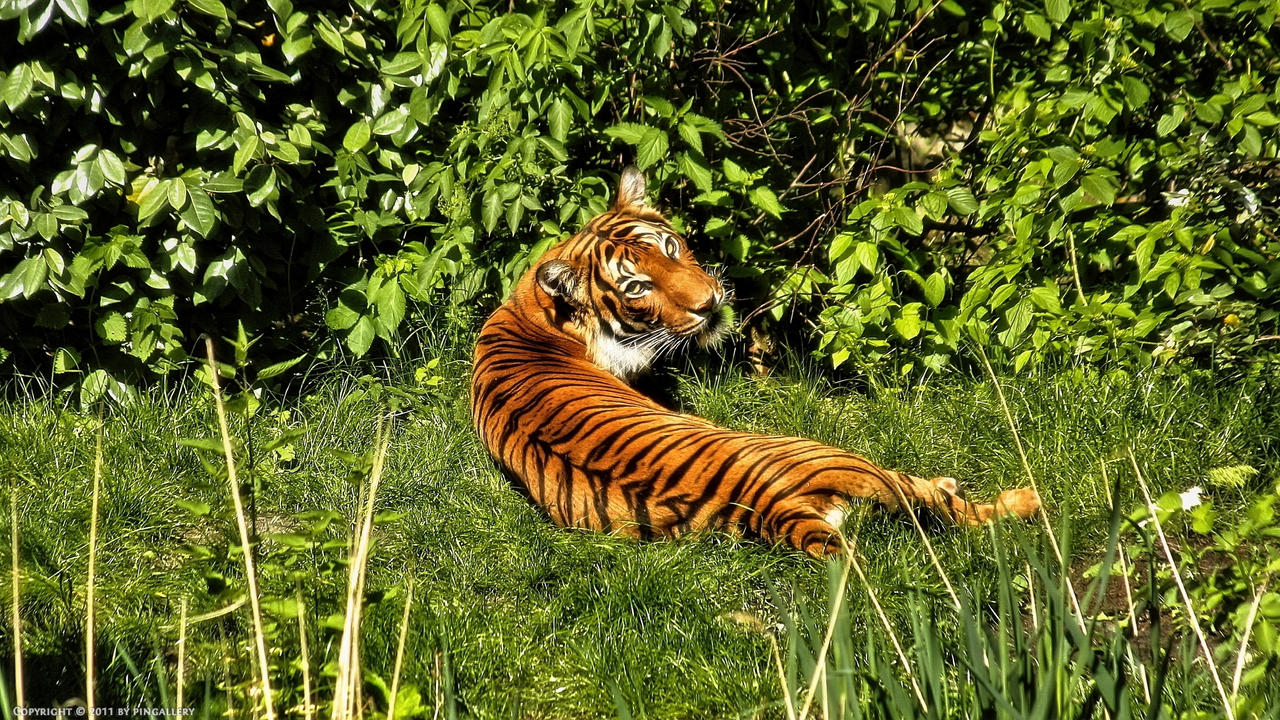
[994, 488, 1041, 520]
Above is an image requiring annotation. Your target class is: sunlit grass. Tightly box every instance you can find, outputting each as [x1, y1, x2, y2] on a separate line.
[0, 347, 1276, 717]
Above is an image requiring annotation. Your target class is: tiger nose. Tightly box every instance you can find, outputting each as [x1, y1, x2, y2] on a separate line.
[693, 289, 724, 317]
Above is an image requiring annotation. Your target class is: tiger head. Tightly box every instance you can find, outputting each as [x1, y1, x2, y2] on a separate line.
[530, 167, 733, 379]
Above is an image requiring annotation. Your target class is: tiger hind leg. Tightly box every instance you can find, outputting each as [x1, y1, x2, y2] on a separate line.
[765, 508, 847, 559]
[763, 471, 1040, 558]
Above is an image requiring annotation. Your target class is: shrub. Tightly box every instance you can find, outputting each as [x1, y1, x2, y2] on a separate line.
[1, 0, 1277, 399]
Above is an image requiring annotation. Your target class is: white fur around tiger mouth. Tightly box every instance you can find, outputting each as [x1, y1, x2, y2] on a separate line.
[590, 316, 728, 378]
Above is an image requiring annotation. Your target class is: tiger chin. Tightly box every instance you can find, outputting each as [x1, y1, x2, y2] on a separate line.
[470, 166, 1041, 559]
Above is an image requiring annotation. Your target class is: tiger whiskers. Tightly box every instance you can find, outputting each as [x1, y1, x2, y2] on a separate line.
[613, 327, 696, 363]
[619, 327, 673, 351]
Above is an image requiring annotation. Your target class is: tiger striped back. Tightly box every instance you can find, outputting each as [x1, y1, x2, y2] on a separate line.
[470, 167, 1040, 557]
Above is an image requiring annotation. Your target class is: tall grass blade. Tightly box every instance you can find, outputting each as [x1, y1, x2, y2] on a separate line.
[797, 550, 855, 719]
[86, 414, 104, 711]
[0, 664, 11, 717]
[204, 337, 276, 720]
[177, 597, 188, 711]
[151, 633, 171, 709]
[974, 344, 1084, 617]
[9, 489, 23, 709]
[387, 577, 415, 720]
[882, 479, 961, 610]
[1230, 582, 1268, 704]
[296, 585, 314, 720]
[113, 639, 153, 705]
[767, 632, 797, 720]
[1115, 546, 1151, 704]
[829, 537, 927, 714]
[332, 418, 391, 720]
[1128, 448, 1234, 720]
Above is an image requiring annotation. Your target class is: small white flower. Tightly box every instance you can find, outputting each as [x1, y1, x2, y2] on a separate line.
[1239, 187, 1260, 220]
[1179, 486, 1204, 511]
[1164, 188, 1191, 207]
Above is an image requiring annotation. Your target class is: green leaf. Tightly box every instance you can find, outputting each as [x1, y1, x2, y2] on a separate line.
[96, 311, 127, 343]
[1080, 170, 1117, 205]
[423, 42, 448, 83]
[1156, 107, 1185, 137]
[96, 150, 127, 186]
[53, 347, 80, 373]
[178, 437, 225, 452]
[892, 206, 923, 235]
[677, 120, 703, 154]
[1044, 0, 1069, 25]
[372, 107, 409, 136]
[245, 166, 277, 207]
[1247, 110, 1279, 127]
[828, 232, 853, 263]
[944, 186, 979, 215]
[136, 179, 169, 222]
[1205, 464, 1259, 489]
[548, 98, 572, 142]
[720, 234, 748, 261]
[166, 177, 188, 212]
[204, 175, 243, 193]
[382, 52, 421, 76]
[635, 128, 668, 170]
[187, 0, 228, 20]
[603, 122, 649, 145]
[343, 120, 371, 152]
[722, 158, 753, 186]
[347, 316, 376, 355]
[43, 248, 65, 276]
[1121, 76, 1149, 107]
[182, 188, 218, 237]
[893, 304, 922, 340]
[257, 355, 306, 380]
[1024, 12, 1051, 40]
[919, 191, 947, 219]
[175, 499, 212, 516]
[268, 140, 300, 164]
[140, 0, 176, 23]
[481, 189, 503, 234]
[55, 0, 90, 25]
[922, 273, 946, 307]
[325, 304, 359, 330]
[677, 152, 712, 192]
[853, 242, 879, 272]
[1, 65, 33, 110]
[19, 255, 48, 297]
[749, 186, 784, 218]
[80, 370, 113, 406]
[1029, 286, 1062, 313]
[1164, 9, 1195, 41]
[375, 281, 406, 334]
[35, 213, 58, 240]
[233, 135, 261, 175]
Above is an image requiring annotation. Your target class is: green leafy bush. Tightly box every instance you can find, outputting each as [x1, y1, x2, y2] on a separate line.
[1, 0, 1277, 397]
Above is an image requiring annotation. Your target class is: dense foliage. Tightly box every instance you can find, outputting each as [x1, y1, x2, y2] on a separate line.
[1, 0, 1277, 398]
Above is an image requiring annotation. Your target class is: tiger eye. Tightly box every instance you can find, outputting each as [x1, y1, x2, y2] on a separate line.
[620, 279, 650, 298]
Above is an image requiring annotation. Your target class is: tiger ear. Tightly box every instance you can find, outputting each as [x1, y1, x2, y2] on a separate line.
[612, 166, 647, 211]
[536, 259, 583, 306]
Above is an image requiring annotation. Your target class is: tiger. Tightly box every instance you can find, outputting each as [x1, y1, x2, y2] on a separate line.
[470, 167, 1040, 558]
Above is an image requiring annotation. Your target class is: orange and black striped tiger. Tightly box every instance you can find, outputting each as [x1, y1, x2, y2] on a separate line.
[470, 167, 1040, 557]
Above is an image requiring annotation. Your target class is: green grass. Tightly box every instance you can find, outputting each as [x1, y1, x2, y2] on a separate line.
[1, 346, 1277, 718]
